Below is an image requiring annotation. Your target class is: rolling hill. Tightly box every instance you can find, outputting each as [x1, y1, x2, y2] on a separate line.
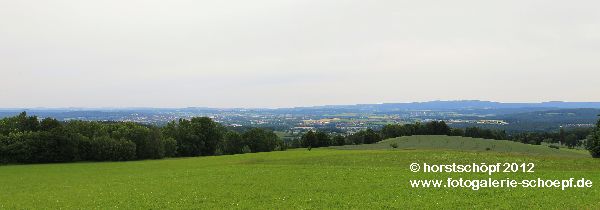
[333, 135, 590, 157]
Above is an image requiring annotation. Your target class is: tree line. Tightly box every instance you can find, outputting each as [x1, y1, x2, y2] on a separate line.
[0, 112, 285, 164]
[293, 121, 455, 149]
[295, 121, 496, 149]
[294, 128, 383, 148]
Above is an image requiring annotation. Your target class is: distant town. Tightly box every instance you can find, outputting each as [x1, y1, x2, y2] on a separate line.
[2, 101, 598, 137]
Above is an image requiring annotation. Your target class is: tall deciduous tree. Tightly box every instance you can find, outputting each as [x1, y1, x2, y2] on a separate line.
[163, 117, 223, 157]
[586, 117, 600, 158]
[301, 130, 318, 148]
[242, 128, 279, 153]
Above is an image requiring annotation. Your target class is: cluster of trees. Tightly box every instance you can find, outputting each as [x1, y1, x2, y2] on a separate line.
[296, 129, 381, 148]
[0, 113, 165, 163]
[297, 122, 451, 148]
[346, 129, 382, 145]
[463, 127, 508, 140]
[0, 112, 284, 164]
[380, 121, 453, 139]
[222, 128, 283, 154]
[506, 128, 593, 148]
[586, 118, 600, 158]
[379, 121, 509, 142]
[379, 121, 496, 140]
[299, 130, 343, 148]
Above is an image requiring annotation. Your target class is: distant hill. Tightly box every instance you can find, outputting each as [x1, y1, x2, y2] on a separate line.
[4, 100, 600, 113]
[490, 108, 600, 131]
[298, 100, 600, 111]
[272, 100, 600, 116]
[501, 108, 600, 123]
[444, 108, 600, 132]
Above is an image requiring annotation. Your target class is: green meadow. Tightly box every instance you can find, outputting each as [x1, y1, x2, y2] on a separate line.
[335, 135, 590, 157]
[1, 136, 599, 209]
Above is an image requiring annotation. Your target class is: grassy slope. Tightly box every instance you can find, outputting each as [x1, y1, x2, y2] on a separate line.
[1, 143, 600, 209]
[333, 135, 590, 157]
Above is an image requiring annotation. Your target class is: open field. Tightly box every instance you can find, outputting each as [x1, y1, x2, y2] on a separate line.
[1, 136, 599, 209]
[334, 135, 590, 157]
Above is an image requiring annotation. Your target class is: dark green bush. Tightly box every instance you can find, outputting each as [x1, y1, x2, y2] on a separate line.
[163, 137, 178, 157]
[80, 136, 136, 161]
[242, 128, 279, 153]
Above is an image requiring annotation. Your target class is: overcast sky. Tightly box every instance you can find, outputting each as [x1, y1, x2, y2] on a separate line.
[1, 0, 599, 108]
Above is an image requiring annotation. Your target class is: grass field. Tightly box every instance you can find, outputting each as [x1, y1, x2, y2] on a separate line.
[1, 136, 599, 209]
[334, 135, 590, 157]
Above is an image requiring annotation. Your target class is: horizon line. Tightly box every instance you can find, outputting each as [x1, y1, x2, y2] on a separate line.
[2, 100, 600, 110]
